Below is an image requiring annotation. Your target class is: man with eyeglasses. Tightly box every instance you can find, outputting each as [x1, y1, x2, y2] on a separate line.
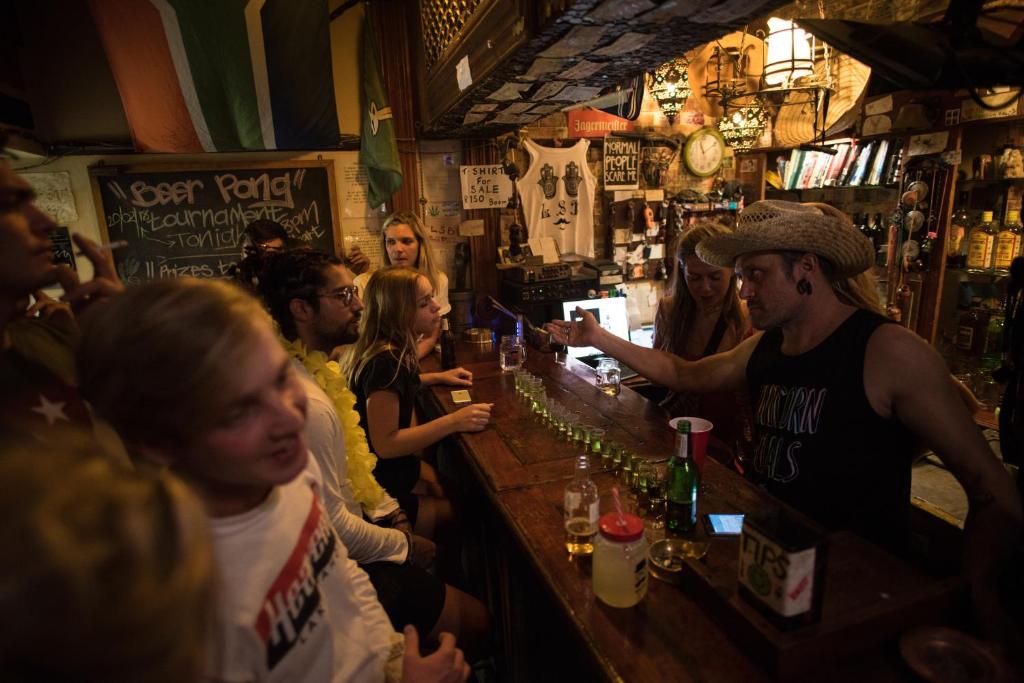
[256, 248, 491, 654]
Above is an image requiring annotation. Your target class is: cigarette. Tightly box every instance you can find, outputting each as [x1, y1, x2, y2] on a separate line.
[73, 240, 128, 256]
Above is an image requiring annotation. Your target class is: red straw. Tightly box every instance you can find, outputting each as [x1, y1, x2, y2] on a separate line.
[611, 485, 627, 527]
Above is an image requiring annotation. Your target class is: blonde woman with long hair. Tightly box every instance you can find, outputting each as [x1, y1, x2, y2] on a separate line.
[346, 266, 491, 537]
[354, 212, 450, 359]
[654, 221, 753, 464]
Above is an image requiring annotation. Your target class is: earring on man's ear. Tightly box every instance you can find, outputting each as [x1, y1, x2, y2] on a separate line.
[797, 278, 813, 295]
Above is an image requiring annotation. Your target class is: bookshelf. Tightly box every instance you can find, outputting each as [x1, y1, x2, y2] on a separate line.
[772, 137, 904, 192]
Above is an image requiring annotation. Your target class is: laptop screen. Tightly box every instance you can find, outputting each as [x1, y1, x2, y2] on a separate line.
[561, 298, 630, 358]
[630, 325, 656, 349]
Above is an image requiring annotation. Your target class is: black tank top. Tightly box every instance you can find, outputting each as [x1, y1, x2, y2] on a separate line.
[746, 309, 915, 553]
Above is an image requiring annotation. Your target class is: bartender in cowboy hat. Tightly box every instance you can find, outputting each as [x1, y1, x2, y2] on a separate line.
[547, 200, 1021, 645]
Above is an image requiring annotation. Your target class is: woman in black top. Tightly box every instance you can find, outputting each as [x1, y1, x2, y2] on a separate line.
[346, 266, 492, 536]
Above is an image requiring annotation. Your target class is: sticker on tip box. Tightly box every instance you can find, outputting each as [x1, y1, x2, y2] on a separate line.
[738, 522, 816, 617]
[451, 390, 472, 404]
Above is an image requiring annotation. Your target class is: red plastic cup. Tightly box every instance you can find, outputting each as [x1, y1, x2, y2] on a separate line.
[668, 417, 713, 472]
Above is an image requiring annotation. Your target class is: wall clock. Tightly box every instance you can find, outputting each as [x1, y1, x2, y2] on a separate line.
[683, 127, 726, 177]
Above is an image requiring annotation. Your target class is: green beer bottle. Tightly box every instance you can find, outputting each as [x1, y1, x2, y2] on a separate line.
[667, 419, 699, 533]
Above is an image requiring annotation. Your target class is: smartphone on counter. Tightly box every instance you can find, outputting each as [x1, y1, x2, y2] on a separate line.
[703, 513, 745, 536]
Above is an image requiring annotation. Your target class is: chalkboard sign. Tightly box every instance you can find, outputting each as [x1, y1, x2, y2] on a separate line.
[90, 160, 341, 283]
[49, 226, 77, 271]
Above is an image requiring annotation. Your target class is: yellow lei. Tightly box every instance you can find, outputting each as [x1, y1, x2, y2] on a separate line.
[283, 337, 390, 509]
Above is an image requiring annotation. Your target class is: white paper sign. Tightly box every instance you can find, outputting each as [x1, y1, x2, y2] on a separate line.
[22, 171, 78, 224]
[907, 131, 950, 157]
[459, 219, 485, 236]
[459, 165, 514, 209]
[456, 55, 472, 91]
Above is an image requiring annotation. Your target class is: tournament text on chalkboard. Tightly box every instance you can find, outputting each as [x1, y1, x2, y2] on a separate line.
[90, 160, 341, 283]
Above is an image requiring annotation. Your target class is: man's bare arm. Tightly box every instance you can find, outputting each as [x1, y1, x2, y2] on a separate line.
[867, 325, 1022, 638]
[545, 306, 759, 395]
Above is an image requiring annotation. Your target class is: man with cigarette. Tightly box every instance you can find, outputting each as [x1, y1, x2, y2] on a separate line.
[0, 151, 124, 444]
[547, 200, 1022, 645]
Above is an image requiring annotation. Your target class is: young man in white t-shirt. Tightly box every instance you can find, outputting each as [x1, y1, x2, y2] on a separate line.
[77, 277, 469, 683]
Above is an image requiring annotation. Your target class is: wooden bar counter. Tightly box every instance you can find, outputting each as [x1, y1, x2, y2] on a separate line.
[420, 339, 963, 682]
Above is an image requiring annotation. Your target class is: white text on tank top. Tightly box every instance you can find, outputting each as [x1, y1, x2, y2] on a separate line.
[516, 139, 596, 258]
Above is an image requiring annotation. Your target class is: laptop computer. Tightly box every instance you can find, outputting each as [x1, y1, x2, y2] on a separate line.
[561, 298, 644, 380]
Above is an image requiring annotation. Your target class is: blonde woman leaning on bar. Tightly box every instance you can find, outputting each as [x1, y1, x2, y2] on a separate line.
[654, 222, 753, 464]
[354, 212, 450, 359]
[346, 267, 491, 539]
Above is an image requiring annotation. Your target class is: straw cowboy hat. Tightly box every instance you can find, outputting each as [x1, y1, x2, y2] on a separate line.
[696, 200, 875, 277]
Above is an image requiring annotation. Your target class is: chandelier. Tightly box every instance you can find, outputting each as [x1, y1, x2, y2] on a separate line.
[717, 105, 768, 151]
[763, 18, 815, 88]
[698, 19, 836, 151]
[649, 57, 691, 122]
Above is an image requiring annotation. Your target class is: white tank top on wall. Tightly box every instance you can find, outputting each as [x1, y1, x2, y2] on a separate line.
[516, 139, 597, 259]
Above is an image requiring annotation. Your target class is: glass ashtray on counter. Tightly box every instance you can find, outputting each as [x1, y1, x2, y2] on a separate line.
[648, 538, 709, 583]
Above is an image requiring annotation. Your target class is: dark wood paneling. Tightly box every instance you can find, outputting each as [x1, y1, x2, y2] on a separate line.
[462, 139, 501, 304]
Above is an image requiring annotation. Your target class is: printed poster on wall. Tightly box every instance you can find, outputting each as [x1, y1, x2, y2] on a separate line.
[603, 137, 640, 190]
[459, 164, 513, 209]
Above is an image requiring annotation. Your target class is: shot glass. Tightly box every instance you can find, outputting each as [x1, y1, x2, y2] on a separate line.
[588, 428, 606, 457]
[646, 466, 666, 530]
[572, 423, 589, 450]
[601, 441, 619, 471]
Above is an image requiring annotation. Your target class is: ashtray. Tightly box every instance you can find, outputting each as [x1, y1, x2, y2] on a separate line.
[899, 626, 1004, 683]
[648, 538, 709, 582]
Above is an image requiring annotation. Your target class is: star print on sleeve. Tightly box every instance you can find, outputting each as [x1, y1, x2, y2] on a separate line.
[31, 395, 69, 426]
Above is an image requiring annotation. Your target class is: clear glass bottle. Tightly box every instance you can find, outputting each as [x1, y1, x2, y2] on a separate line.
[966, 210, 997, 272]
[994, 210, 1022, 272]
[592, 512, 648, 607]
[564, 454, 599, 556]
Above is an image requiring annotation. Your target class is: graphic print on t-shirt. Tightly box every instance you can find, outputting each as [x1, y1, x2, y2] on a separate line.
[517, 139, 596, 257]
[751, 384, 828, 483]
[253, 493, 339, 670]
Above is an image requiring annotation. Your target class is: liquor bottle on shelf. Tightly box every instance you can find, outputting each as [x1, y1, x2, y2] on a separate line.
[564, 454, 599, 556]
[947, 200, 970, 269]
[994, 210, 1023, 272]
[873, 213, 889, 267]
[966, 211, 997, 272]
[918, 230, 938, 271]
[666, 420, 699, 534]
[981, 304, 1006, 372]
[956, 297, 990, 360]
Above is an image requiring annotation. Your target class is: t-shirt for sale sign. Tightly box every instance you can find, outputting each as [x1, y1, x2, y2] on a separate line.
[460, 164, 514, 209]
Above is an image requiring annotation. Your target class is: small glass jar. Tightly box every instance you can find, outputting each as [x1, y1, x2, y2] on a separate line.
[593, 512, 648, 608]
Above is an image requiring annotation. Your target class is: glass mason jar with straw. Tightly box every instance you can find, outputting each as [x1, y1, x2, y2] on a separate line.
[592, 486, 648, 608]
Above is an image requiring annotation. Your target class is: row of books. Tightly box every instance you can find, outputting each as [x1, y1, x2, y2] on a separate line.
[777, 139, 903, 191]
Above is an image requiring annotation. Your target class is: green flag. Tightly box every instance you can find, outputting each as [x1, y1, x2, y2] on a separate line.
[359, 12, 402, 209]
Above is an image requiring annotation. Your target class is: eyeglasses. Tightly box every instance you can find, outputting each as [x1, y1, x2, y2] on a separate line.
[318, 285, 360, 306]
[258, 242, 285, 253]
